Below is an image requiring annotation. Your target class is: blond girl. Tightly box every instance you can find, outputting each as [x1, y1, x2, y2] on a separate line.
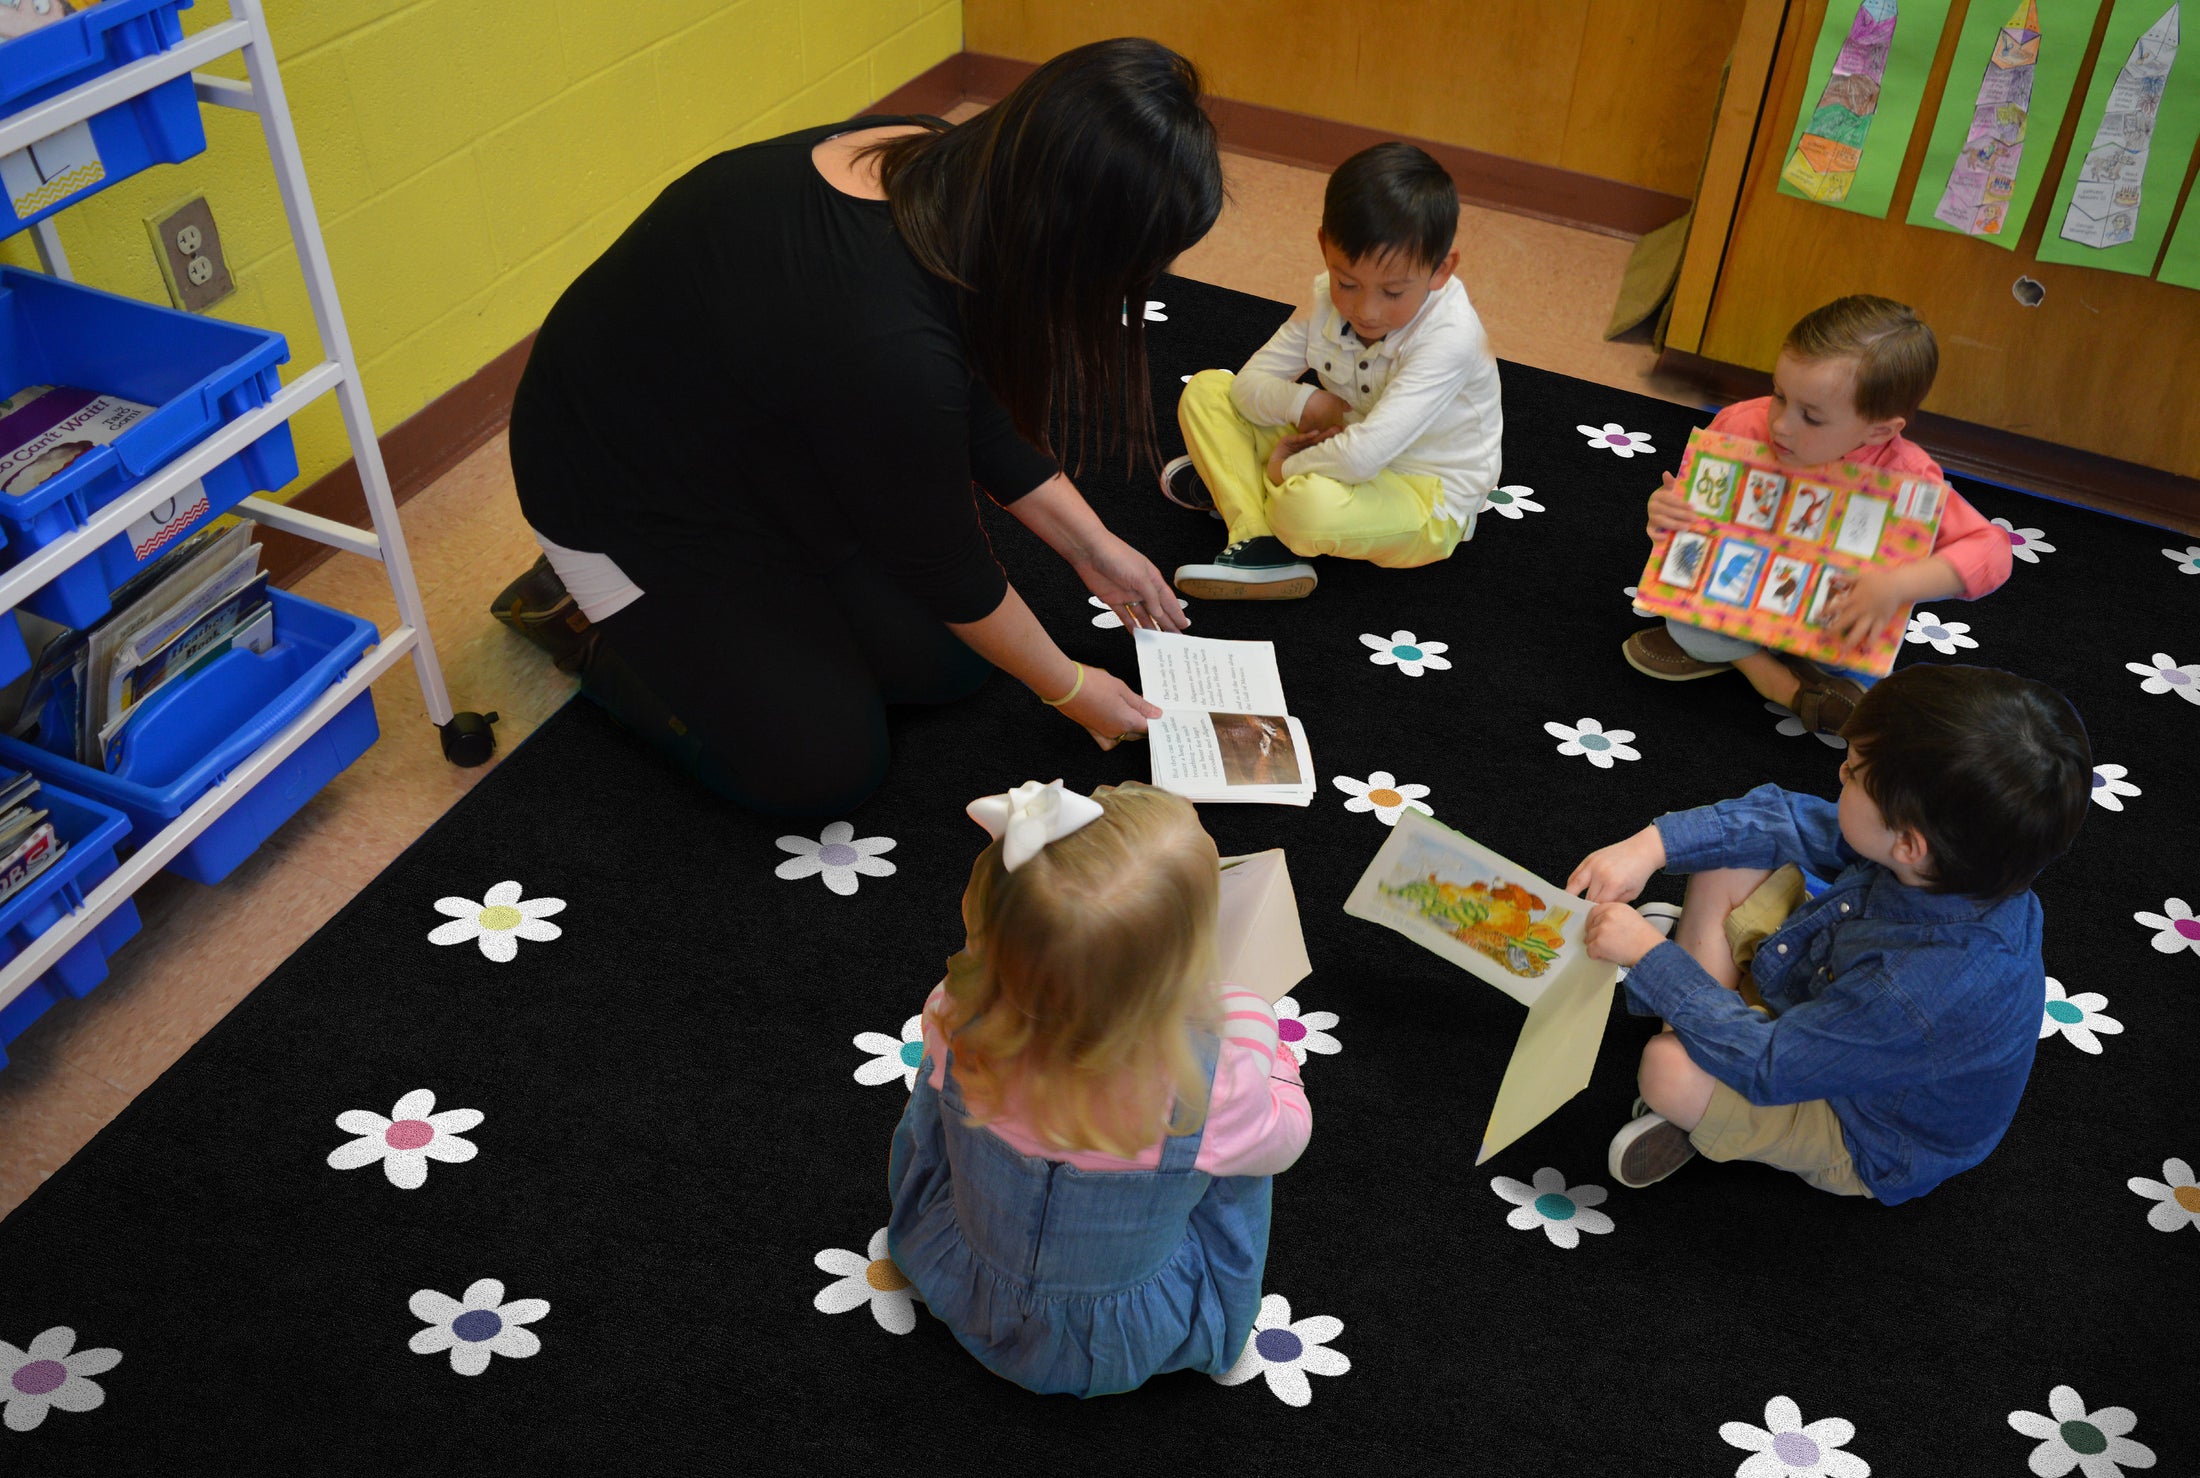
[887, 781, 1312, 1397]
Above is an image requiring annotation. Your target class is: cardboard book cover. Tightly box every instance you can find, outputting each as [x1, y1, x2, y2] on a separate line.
[1634, 428, 1948, 677]
[1344, 811, 1620, 1164]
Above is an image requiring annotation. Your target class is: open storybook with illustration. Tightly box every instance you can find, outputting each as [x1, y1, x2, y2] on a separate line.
[1133, 628, 1313, 806]
[1344, 811, 1622, 1163]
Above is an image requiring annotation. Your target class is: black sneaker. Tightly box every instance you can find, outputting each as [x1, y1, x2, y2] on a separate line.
[1173, 537, 1317, 601]
[1159, 455, 1219, 517]
[1608, 1110, 1697, 1188]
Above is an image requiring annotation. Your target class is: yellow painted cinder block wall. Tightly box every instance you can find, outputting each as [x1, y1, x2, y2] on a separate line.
[2, 0, 962, 498]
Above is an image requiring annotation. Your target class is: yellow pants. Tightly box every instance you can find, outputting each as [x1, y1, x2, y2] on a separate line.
[1177, 369, 1468, 567]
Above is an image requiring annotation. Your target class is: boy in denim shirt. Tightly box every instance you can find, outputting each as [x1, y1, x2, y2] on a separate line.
[1567, 665, 2091, 1203]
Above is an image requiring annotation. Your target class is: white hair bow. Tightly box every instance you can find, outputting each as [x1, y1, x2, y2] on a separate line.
[967, 780, 1105, 872]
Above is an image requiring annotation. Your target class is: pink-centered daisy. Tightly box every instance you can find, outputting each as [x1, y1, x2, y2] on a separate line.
[2133, 898, 2200, 956]
[327, 1088, 483, 1188]
[1992, 518, 2056, 563]
[0, 1328, 119, 1432]
[1271, 995, 1341, 1067]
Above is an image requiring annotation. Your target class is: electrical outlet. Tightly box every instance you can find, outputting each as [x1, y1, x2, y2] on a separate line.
[146, 196, 233, 312]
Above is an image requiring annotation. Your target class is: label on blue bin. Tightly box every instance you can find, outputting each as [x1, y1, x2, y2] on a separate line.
[127, 481, 212, 560]
[0, 385, 151, 498]
[1, 120, 106, 224]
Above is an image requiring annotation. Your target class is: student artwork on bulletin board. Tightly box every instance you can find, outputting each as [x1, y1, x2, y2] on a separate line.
[1633, 430, 1948, 677]
[1778, 0, 1960, 216]
[1906, 0, 2104, 244]
[2035, 0, 2199, 274]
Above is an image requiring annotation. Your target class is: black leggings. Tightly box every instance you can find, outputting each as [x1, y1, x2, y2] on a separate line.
[578, 543, 991, 816]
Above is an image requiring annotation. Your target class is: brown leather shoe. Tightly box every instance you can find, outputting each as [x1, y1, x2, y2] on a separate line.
[1622, 625, 1733, 681]
[1782, 656, 1866, 736]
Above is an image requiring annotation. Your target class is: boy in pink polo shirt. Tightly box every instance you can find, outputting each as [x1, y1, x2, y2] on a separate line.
[1623, 296, 2011, 735]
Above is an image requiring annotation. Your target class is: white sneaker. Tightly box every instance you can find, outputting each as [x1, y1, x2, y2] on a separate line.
[1609, 1110, 1697, 1188]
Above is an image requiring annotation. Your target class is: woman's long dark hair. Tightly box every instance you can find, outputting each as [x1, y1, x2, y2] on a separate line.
[864, 39, 1224, 472]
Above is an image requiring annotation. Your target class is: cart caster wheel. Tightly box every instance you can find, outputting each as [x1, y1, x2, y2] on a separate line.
[440, 710, 499, 767]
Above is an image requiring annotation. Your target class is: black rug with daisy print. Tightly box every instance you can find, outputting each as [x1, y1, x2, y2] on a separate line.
[0, 274, 2193, 1473]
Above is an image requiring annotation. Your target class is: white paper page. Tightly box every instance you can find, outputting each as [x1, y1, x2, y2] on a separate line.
[1134, 628, 1289, 715]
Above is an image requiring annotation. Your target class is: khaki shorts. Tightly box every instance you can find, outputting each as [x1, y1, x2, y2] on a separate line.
[1691, 865, 1873, 1199]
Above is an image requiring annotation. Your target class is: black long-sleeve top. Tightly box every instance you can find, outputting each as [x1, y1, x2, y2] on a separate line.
[508, 117, 1058, 624]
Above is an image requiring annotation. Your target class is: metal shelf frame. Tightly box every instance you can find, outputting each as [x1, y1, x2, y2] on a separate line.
[0, 0, 460, 1014]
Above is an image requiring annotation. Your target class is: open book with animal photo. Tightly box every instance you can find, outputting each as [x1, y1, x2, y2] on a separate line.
[1132, 628, 1314, 806]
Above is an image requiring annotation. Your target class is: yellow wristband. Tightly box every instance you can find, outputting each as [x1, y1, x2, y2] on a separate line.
[1041, 663, 1086, 708]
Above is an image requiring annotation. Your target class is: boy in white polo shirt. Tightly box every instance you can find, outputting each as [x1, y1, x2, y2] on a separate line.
[1166, 142, 1503, 599]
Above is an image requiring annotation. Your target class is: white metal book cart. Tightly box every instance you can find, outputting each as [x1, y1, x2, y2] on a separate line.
[0, 0, 497, 1021]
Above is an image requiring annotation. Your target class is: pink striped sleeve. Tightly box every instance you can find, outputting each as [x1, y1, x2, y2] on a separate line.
[1927, 488, 2013, 600]
[1194, 989, 1312, 1178]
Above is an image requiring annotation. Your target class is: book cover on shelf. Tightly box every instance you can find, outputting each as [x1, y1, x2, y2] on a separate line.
[1634, 428, 1948, 678]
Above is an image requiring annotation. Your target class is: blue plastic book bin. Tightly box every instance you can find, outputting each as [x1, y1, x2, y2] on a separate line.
[0, 782, 140, 1071]
[0, 607, 27, 690]
[0, 0, 205, 240]
[0, 589, 379, 886]
[0, 266, 297, 626]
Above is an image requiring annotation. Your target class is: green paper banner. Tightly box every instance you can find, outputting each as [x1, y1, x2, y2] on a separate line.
[1906, 0, 2105, 246]
[2035, 0, 2198, 275]
[2158, 191, 2200, 285]
[1778, 0, 1961, 217]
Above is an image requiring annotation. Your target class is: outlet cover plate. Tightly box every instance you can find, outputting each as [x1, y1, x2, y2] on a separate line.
[147, 196, 233, 312]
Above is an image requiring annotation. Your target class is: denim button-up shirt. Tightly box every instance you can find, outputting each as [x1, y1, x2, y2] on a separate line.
[1625, 784, 2045, 1205]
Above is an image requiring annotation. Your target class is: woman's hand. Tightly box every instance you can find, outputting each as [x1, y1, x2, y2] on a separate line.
[1073, 529, 1190, 632]
[1056, 666, 1162, 750]
[1645, 471, 1700, 538]
[1566, 824, 1667, 902]
[1265, 426, 1340, 485]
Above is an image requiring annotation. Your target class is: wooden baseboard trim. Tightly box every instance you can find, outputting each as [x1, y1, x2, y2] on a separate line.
[1656, 348, 2200, 536]
[879, 52, 1690, 241]
[259, 331, 536, 589]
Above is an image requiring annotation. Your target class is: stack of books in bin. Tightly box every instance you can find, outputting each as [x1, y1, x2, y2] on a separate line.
[6, 520, 271, 771]
[0, 766, 63, 903]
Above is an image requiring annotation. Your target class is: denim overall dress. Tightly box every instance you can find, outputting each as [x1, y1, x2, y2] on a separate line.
[887, 1037, 1273, 1398]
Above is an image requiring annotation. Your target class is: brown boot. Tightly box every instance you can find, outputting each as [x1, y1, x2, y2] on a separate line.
[1622, 626, 1733, 681]
[1782, 656, 1866, 736]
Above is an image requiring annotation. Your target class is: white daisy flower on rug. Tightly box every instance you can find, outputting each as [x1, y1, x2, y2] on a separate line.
[1578, 422, 1655, 457]
[2039, 980, 2121, 1055]
[853, 1015, 926, 1090]
[1332, 770, 1432, 825]
[2125, 653, 2200, 703]
[427, 881, 566, 963]
[1359, 630, 1451, 677]
[2127, 1158, 2200, 1232]
[2133, 898, 2200, 956]
[776, 822, 897, 896]
[327, 1088, 483, 1189]
[1213, 1293, 1349, 1406]
[1992, 518, 2056, 564]
[1272, 996, 1341, 1067]
[2090, 764, 2140, 812]
[1088, 594, 1189, 629]
[2007, 1385, 2156, 1477]
[0, 1328, 118, 1432]
[1904, 611, 1977, 654]
[1767, 700, 1847, 749]
[1720, 1394, 1870, 1478]
[1545, 717, 1640, 768]
[1490, 1167, 1614, 1249]
[1482, 484, 1543, 519]
[814, 1227, 921, 1334]
[1121, 299, 1167, 323]
[2161, 545, 2200, 575]
[408, 1279, 548, 1376]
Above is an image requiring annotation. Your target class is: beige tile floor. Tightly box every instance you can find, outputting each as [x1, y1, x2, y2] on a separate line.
[0, 147, 1694, 1221]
